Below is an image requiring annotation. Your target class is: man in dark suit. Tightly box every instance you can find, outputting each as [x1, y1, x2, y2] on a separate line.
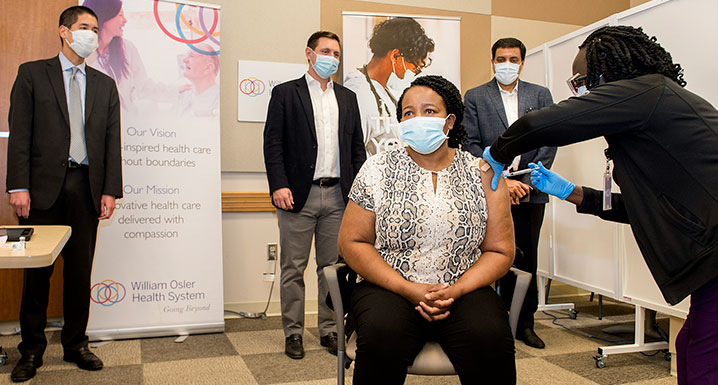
[464, 37, 556, 349]
[6, 6, 122, 382]
[263, 31, 365, 360]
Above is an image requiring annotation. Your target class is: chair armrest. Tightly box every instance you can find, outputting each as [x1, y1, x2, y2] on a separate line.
[507, 267, 532, 338]
[324, 263, 347, 354]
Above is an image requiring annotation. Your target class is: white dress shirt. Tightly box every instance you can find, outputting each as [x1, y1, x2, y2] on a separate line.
[305, 72, 340, 179]
[498, 79, 521, 171]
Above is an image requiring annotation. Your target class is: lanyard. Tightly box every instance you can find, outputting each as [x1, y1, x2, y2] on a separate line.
[360, 65, 396, 117]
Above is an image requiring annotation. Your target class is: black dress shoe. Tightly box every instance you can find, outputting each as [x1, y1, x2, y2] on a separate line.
[285, 334, 304, 359]
[63, 347, 103, 370]
[11, 354, 43, 383]
[516, 328, 546, 349]
[320, 332, 338, 356]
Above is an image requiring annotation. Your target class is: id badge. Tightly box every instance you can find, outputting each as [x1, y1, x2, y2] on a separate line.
[602, 147, 613, 211]
[603, 171, 612, 211]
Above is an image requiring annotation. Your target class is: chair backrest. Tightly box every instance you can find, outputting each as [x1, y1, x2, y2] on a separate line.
[324, 263, 532, 384]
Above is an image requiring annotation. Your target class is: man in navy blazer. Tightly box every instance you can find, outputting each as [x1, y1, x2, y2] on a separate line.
[464, 38, 556, 349]
[263, 31, 365, 360]
[7, 6, 122, 382]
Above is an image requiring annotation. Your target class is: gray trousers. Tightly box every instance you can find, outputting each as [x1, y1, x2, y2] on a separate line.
[276, 184, 344, 337]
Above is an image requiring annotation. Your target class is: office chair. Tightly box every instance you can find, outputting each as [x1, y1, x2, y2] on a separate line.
[324, 263, 532, 384]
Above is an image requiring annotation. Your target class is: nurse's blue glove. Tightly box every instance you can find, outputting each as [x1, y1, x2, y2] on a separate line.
[528, 161, 576, 200]
[482, 146, 505, 191]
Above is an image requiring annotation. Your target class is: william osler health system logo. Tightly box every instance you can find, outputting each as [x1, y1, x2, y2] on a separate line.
[90, 280, 127, 307]
[91, 279, 207, 307]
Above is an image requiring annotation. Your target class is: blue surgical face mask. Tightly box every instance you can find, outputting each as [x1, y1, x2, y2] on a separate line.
[399, 115, 450, 155]
[494, 62, 520, 85]
[312, 51, 339, 79]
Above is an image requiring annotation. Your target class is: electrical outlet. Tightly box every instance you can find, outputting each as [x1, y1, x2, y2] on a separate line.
[267, 243, 278, 261]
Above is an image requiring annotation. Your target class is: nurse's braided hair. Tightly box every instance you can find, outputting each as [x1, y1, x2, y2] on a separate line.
[396, 75, 467, 149]
[579, 26, 686, 88]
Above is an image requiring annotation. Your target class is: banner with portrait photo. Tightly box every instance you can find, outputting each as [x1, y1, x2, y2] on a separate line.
[342, 12, 460, 156]
[80, 0, 224, 340]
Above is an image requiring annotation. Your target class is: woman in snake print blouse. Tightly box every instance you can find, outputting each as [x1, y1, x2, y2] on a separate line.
[338, 75, 517, 385]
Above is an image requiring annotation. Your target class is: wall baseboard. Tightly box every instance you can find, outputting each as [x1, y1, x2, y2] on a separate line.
[224, 299, 318, 318]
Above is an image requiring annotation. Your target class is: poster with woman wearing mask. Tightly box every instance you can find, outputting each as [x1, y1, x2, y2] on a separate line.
[342, 13, 460, 156]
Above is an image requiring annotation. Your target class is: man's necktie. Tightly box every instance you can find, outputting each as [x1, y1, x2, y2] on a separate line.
[69, 67, 87, 164]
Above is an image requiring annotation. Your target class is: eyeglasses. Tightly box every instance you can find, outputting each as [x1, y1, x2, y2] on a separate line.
[402, 54, 432, 76]
[566, 73, 589, 96]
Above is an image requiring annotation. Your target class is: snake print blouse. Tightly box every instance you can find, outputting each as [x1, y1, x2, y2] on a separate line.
[348, 147, 488, 285]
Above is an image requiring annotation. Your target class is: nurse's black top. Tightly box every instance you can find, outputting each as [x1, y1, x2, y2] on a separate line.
[490, 74, 718, 305]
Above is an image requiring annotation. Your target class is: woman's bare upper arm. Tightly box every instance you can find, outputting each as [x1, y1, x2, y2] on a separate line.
[338, 200, 377, 256]
[478, 159, 515, 256]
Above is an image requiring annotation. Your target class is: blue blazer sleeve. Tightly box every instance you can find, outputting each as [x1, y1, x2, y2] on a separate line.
[462, 88, 484, 157]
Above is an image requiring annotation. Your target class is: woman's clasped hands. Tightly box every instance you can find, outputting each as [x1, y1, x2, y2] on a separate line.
[405, 281, 457, 322]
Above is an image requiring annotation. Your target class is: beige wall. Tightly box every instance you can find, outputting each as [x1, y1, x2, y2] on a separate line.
[631, 0, 653, 7]
[356, 0, 491, 15]
[220, 0, 320, 172]
[491, 16, 582, 52]
[492, 0, 630, 25]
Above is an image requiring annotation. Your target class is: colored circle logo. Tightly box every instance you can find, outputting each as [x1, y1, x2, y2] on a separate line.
[153, 0, 220, 56]
[91, 280, 126, 307]
[239, 77, 266, 97]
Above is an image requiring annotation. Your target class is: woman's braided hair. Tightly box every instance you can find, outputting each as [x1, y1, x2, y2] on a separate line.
[580, 26, 686, 88]
[396, 75, 467, 149]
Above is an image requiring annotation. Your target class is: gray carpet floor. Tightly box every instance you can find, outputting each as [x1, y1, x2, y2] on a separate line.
[0, 295, 676, 384]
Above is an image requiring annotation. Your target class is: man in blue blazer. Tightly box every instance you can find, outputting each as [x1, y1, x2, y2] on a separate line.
[464, 37, 556, 349]
[263, 31, 365, 360]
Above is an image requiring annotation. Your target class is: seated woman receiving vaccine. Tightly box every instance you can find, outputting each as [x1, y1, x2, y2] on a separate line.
[338, 75, 517, 385]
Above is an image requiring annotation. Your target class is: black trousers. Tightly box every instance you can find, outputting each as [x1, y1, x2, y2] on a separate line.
[500, 203, 546, 330]
[18, 167, 99, 356]
[350, 281, 516, 385]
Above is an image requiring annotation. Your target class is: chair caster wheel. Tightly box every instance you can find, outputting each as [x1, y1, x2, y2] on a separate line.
[594, 354, 607, 368]
[568, 309, 578, 320]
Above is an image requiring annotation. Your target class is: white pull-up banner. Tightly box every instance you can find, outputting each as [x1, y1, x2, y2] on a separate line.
[84, 0, 224, 339]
